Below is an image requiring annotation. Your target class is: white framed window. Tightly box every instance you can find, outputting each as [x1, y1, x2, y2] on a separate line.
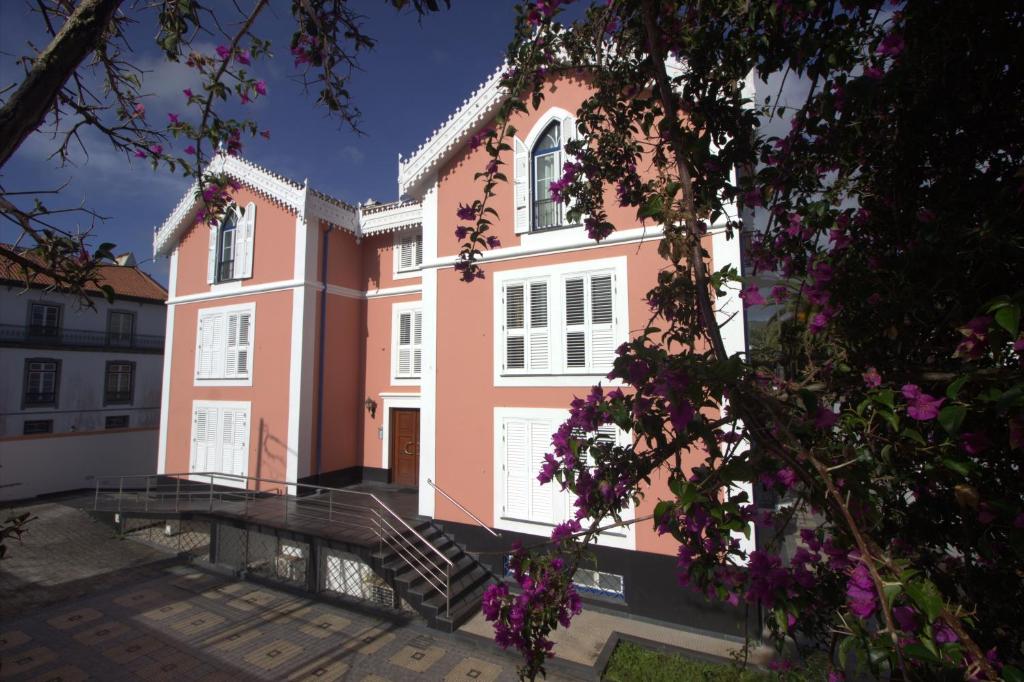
[189, 400, 250, 488]
[393, 229, 423, 279]
[391, 302, 422, 384]
[493, 407, 634, 549]
[195, 302, 255, 386]
[493, 256, 628, 387]
[207, 202, 256, 284]
[513, 108, 579, 235]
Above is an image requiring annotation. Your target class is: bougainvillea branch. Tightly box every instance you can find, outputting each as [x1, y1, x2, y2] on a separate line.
[460, 2, 1023, 680]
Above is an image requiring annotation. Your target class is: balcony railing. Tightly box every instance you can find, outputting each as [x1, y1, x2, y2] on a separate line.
[0, 324, 164, 352]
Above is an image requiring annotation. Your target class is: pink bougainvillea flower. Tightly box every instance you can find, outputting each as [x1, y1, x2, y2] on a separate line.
[901, 384, 945, 421]
[216, 45, 231, 60]
[877, 32, 905, 58]
[776, 468, 798, 488]
[814, 407, 838, 429]
[862, 367, 882, 387]
[846, 563, 877, 619]
[184, 144, 196, 155]
[133, 149, 147, 158]
[864, 65, 885, 79]
[739, 284, 765, 307]
[236, 49, 251, 65]
[239, 92, 251, 105]
[961, 431, 990, 455]
[893, 606, 918, 631]
[254, 80, 267, 96]
[167, 112, 179, 124]
[259, 129, 270, 140]
[809, 312, 830, 334]
[183, 88, 194, 99]
[828, 672, 846, 682]
[132, 102, 145, 118]
[770, 285, 788, 303]
[148, 144, 163, 155]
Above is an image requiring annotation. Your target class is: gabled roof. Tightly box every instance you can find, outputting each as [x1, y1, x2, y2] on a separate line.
[0, 246, 167, 303]
[397, 63, 507, 197]
[152, 154, 359, 257]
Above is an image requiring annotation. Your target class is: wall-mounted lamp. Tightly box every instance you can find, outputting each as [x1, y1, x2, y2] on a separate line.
[365, 397, 377, 419]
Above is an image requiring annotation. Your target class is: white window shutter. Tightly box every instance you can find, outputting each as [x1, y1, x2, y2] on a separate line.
[414, 233, 423, 267]
[528, 281, 549, 371]
[413, 311, 422, 375]
[503, 419, 531, 519]
[529, 418, 556, 523]
[236, 312, 251, 377]
[223, 408, 249, 477]
[234, 202, 256, 279]
[207, 226, 217, 284]
[589, 274, 616, 369]
[225, 313, 239, 377]
[197, 316, 216, 378]
[513, 137, 529, 234]
[192, 406, 217, 472]
[504, 284, 525, 371]
[564, 277, 587, 369]
[210, 313, 226, 378]
[560, 116, 581, 223]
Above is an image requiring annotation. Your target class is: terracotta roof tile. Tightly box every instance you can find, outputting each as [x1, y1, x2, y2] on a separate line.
[0, 248, 167, 303]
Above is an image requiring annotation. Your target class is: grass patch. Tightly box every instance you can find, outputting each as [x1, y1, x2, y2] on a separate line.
[601, 640, 825, 682]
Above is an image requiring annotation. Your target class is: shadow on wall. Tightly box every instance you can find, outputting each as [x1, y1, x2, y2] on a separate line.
[255, 417, 288, 487]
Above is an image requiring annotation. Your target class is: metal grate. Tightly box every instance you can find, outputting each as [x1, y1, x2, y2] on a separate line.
[122, 517, 210, 557]
[245, 528, 308, 587]
[215, 524, 247, 570]
[573, 567, 625, 600]
[319, 548, 412, 611]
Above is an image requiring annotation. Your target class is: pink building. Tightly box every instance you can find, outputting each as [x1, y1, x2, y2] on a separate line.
[153, 69, 750, 632]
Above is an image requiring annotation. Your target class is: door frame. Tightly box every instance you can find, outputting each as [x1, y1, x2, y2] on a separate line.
[379, 393, 420, 472]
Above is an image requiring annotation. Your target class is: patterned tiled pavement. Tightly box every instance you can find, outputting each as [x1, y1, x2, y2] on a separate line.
[0, 504, 585, 681]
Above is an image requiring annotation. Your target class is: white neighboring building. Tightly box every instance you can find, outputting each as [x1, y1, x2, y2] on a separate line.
[0, 249, 167, 500]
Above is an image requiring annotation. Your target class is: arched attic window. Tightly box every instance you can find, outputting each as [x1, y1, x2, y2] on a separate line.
[216, 211, 237, 283]
[206, 201, 256, 284]
[532, 121, 562, 231]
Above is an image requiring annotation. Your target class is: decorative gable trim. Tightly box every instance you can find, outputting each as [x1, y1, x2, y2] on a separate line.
[153, 154, 358, 257]
[397, 63, 507, 197]
[360, 200, 423, 237]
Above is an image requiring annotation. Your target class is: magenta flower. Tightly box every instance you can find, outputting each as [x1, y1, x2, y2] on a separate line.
[149, 144, 163, 155]
[862, 367, 882, 387]
[901, 384, 945, 421]
[877, 32, 905, 58]
[739, 284, 765, 307]
[259, 129, 270, 140]
[254, 80, 267, 96]
[776, 468, 798, 488]
[133, 149, 147, 158]
[814, 407, 838, 430]
[167, 113, 179, 124]
[133, 102, 145, 117]
[551, 519, 581, 544]
[456, 203, 477, 221]
[864, 65, 885, 79]
[184, 144, 196, 155]
[809, 312, 829, 334]
[183, 88, 193, 99]
[216, 45, 231, 60]
[236, 49, 251, 65]
[240, 92, 250, 105]
[846, 564, 877, 619]
[769, 285, 788, 303]
[961, 432, 990, 455]
[892, 605, 918, 631]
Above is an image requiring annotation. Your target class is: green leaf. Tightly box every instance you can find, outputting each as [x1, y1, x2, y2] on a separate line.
[1002, 665, 1024, 682]
[938, 405, 967, 434]
[874, 389, 895, 409]
[940, 457, 972, 477]
[946, 376, 968, 400]
[882, 582, 902, 608]
[905, 579, 944, 622]
[901, 427, 925, 445]
[902, 643, 941, 664]
[637, 195, 664, 220]
[995, 304, 1021, 336]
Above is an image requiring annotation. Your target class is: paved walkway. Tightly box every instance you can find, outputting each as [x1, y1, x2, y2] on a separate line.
[1, 503, 584, 681]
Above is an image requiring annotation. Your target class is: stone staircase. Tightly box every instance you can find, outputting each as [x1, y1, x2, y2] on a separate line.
[373, 519, 499, 631]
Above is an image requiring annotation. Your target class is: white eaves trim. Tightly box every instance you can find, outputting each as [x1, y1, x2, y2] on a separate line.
[398, 63, 507, 197]
[153, 154, 359, 258]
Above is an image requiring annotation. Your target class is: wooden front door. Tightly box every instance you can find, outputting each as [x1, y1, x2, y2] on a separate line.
[390, 408, 420, 487]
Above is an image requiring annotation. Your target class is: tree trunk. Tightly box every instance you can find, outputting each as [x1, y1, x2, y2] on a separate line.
[0, 0, 123, 169]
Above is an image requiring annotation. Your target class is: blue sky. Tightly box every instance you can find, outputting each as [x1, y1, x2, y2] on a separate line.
[0, 1, 526, 285]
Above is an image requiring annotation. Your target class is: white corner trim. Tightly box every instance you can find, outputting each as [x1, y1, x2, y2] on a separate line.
[491, 255, 629, 388]
[491, 406, 635, 550]
[286, 214, 315, 493]
[419, 268, 438, 518]
[379, 393, 422, 472]
[156, 249, 178, 475]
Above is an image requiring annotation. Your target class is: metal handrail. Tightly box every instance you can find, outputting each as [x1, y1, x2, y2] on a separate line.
[93, 470, 454, 615]
[427, 478, 500, 537]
